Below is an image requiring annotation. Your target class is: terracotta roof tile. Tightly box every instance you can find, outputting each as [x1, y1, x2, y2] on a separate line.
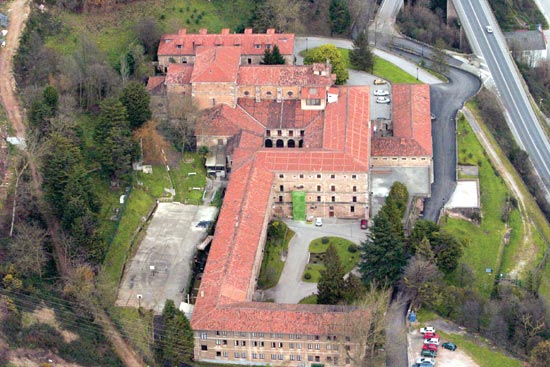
[238, 64, 333, 86]
[371, 137, 430, 156]
[165, 64, 193, 84]
[191, 47, 241, 83]
[196, 104, 265, 137]
[158, 29, 294, 58]
[146, 76, 165, 93]
[238, 99, 323, 129]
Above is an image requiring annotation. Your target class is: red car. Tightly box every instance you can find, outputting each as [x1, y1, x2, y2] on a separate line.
[423, 333, 440, 339]
[422, 343, 438, 351]
[360, 219, 368, 229]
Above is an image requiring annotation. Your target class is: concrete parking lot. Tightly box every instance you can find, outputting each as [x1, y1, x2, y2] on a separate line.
[409, 328, 478, 367]
[116, 202, 218, 313]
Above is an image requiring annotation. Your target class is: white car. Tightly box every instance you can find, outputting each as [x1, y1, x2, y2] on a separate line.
[416, 357, 435, 365]
[486, 25, 493, 33]
[376, 97, 391, 104]
[315, 217, 323, 227]
[373, 89, 389, 96]
[420, 326, 436, 334]
[424, 338, 440, 345]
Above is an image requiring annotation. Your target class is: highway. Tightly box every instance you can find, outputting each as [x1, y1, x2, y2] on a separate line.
[454, 0, 550, 197]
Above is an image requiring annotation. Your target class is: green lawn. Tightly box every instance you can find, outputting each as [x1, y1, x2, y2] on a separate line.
[257, 222, 295, 289]
[303, 237, 360, 282]
[170, 153, 207, 204]
[299, 295, 318, 304]
[136, 165, 172, 199]
[442, 115, 519, 297]
[339, 48, 420, 83]
[45, 0, 255, 67]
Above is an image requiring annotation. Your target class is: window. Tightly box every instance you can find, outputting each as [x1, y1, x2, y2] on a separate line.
[308, 356, 313, 362]
[176, 44, 182, 49]
[244, 90, 250, 96]
[306, 98, 321, 106]
[255, 44, 261, 49]
[289, 334, 295, 340]
[271, 354, 277, 360]
[247, 58, 252, 64]
[290, 343, 295, 349]
[327, 344, 331, 350]
[297, 343, 302, 349]
[317, 185, 321, 192]
[317, 174, 322, 179]
[352, 174, 357, 179]
[201, 345, 208, 351]
[253, 341, 258, 347]
[333, 345, 339, 351]
[308, 344, 313, 350]
[290, 355, 295, 361]
[266, 44, 272, 49]
[353, 196, 357, 202]
[271, 342, 276, 348]
[240, 332, 247, 337]
[330, 174, 335, 179]
[287, 91, 294, 97]
[278, 342, 283, 348]
[331, 185, 335, 192]
[259, 332, 264, 338]
[296, 335, 302, 339]
[260, 341, 265, 347]
[345, 345, 351, 351]
[241, 352, 246, 358]
[200, 332, 207, 340]
[315, 356, 321, 362]
[278, 354, 284, 360]
[223, 352, 228, 357]
[351, 205, 355, 213]
[252, 353, 258, 359]
[315, 335, 320, 340]
[216, 339, 221, 345]
[223, 340, 227, 345]
[300, 130, 305, 137]
[260, 354, 265, 359]
[317, 196, 321, 202]
[216, 331, 222, 336]
[309, 88, 317, 94]
[277, 130, 282, 136]
[266, 91, 272, 96]
[279, 196, 283, 202]
[346, 336, 351, 342]
[353, 186, 357, 192]
[234, 352, 240, 358]
[234, 340, 239, 346]
[279, 173, 284, 178]
[297, 355, 302, 361]
[216, 352, 221, 357]
[331, 196, 336, 202]
[289, 130, 294, 137]
[299, 174, 304, 178]
[280, 185, 284, 192]
[315, 344, 320, 350]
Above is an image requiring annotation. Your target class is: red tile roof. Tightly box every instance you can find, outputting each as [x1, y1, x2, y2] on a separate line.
[238, 64, 333, 86]
[238, 99, 323, 129]
[191, 47, 241, 83]
[371, 137, 430, 156]
[146, 76, 165, 93]
[165, 64, 193, 85]
[158, 28, 294, 58]
[301, 86, 327, 99]
[196, 104, 265, 137]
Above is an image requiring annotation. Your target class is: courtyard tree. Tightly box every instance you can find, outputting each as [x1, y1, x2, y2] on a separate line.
[304, 44, 349, 84]
[350, 31, 374, 72]
[317, 244, 346, 305]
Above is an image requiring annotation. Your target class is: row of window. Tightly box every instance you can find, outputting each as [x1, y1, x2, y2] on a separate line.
[278, 174, 358, 179]
[266, 129, 305, 137]
[208, 332, 344, 341]
[214, 340, 340, 350]
[213, 351, 345, 364]
[279, 185, 360, 193]
[372, 157, 429, 161]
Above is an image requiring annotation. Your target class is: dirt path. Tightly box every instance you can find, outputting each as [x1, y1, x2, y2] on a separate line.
[0, 2, 145, 366]
[0, 0, 28, 136]
[463, 108, 535, 277]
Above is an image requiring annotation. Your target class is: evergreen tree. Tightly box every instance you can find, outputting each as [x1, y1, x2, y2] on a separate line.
[350, 31, 374, 72]
[270, 45, 285, 64]
[119, 81, 151, 129]
[432, 231, 463, 273]
[95, 98, 135, 180]
[360, 213, 407, 286]
[42, 85, 59, 114]
[416, 237, 435, 262]
[343, 273, 366, 304]
[386, 181, 409, 215]
[317, 244, 346, 304]
[329, 0, 351, 35]
[261, 47, 273, 64]
[156, 300, 194, 366]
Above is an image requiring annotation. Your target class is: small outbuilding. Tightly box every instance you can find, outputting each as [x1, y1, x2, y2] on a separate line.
[504, 27, 548, 67]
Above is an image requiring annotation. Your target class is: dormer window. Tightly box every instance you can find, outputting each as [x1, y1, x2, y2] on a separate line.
[309, 88, 317, 94]
[255, 44, 262, 49]
[176, 44, 182, 49]
[266, 44, 272, 49]
[287, 91, 293, 97]
[244, 91, 250, 96]
[266, 91, 272, 96]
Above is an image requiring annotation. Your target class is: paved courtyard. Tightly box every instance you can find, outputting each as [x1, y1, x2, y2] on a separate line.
[116, 202, 218, 313]
[261, 219, 366, 304]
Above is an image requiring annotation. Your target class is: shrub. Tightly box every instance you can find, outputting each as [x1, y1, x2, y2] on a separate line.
[321, 237, 329, 244]
[348, 244, 358, 253]
[304, 272, 312, 280]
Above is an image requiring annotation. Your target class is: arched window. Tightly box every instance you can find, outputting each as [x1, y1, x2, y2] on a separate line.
[287, 139, 295, 148]
[265, 139, 273, 148]
[276, 139, 284, 148]
[298, 139, 304, 148]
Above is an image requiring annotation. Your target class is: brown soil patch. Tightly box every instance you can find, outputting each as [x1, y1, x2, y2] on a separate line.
[29, 306, 79, 343]
[9, 348, 86, 367]
[133, 120, 179, 166]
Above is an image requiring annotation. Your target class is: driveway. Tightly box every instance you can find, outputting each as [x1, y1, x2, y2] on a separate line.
[261, 219, 366, 304]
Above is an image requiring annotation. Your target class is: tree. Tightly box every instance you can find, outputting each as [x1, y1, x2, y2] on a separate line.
[350, 31, 374, 72]
[134, 17, 162, 57]
[530, 340, 550, 367]
[261, 47, 273, 65]
[156, 300, 194, 366]
[431, 38, 449, 74]
[317, 244, 346, 305]
[400, 256, 442, 309]
[304, 44, 349, 84]
[161, 96, 199, 152]
[120, 81, 152, 129]
[409, 219, 440, 251]
[252, 0, 305, 34]
[343, 273, 366, 304]
[360, 213, 407, 286]
[8, 222, 47, 278]
[329, 0, 351, 35]
[95, 98, 135, 180]
[386, 181, 409, 215]
[270, 45, 285, 64]
[432, 230, 463, 273]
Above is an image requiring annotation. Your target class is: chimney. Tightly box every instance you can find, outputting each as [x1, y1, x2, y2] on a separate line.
[178, 29, 187, 35]
[199, 28, 208, 35]
[221, 28, 230, 35]
[244, 28, 253, 35]
[266, 28, 275, 35]
[400, 138, 406, 145]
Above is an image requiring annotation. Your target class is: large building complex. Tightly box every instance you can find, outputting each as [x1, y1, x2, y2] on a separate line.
[149, 28, 432, 366]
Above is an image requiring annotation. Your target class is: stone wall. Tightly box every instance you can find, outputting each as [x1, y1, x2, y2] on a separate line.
[192, 82, 237, 109]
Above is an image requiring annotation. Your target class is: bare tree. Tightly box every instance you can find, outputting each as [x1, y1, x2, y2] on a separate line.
[8, 222, 47, 278]
[161, 96, 199, 152]
[400, 256, 442, 309]
[253, 0, 305, 34]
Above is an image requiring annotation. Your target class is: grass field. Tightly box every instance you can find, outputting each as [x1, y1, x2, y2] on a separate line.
[442, 115, 520, 297]
[171, 153, 207, 204]
[257, 221, 295, 289]
[46, 0, 255, 66]
[299, 295, 318, 304]
[303, 237, 359, 282]
[339, 48, 420, 83]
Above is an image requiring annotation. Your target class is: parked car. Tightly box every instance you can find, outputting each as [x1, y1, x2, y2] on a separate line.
[430, 113, 436, 120]
[376, 97, 391, 104]
[416, 357, 435, 365]
[415, 363, 435, 367]
[315, 217, 323, 227]
[423, 332, 439, 339]
[420, 326, 436, 334]
[422, 343, 438, 351]
[373, 89, 389, 96]
[442, 342, 457, 351]
[360, 219, 368, 229]
[424, 338, 440, 345]
[420, 350, 437, 358]
[485, 25, 493, 33]
[373, 79, 387, 85]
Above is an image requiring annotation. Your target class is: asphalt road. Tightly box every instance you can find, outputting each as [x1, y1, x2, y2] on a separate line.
[454, 0, 550, 198]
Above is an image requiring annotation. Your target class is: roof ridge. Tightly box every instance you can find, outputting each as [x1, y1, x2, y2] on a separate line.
[236, 103, 267, 130]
